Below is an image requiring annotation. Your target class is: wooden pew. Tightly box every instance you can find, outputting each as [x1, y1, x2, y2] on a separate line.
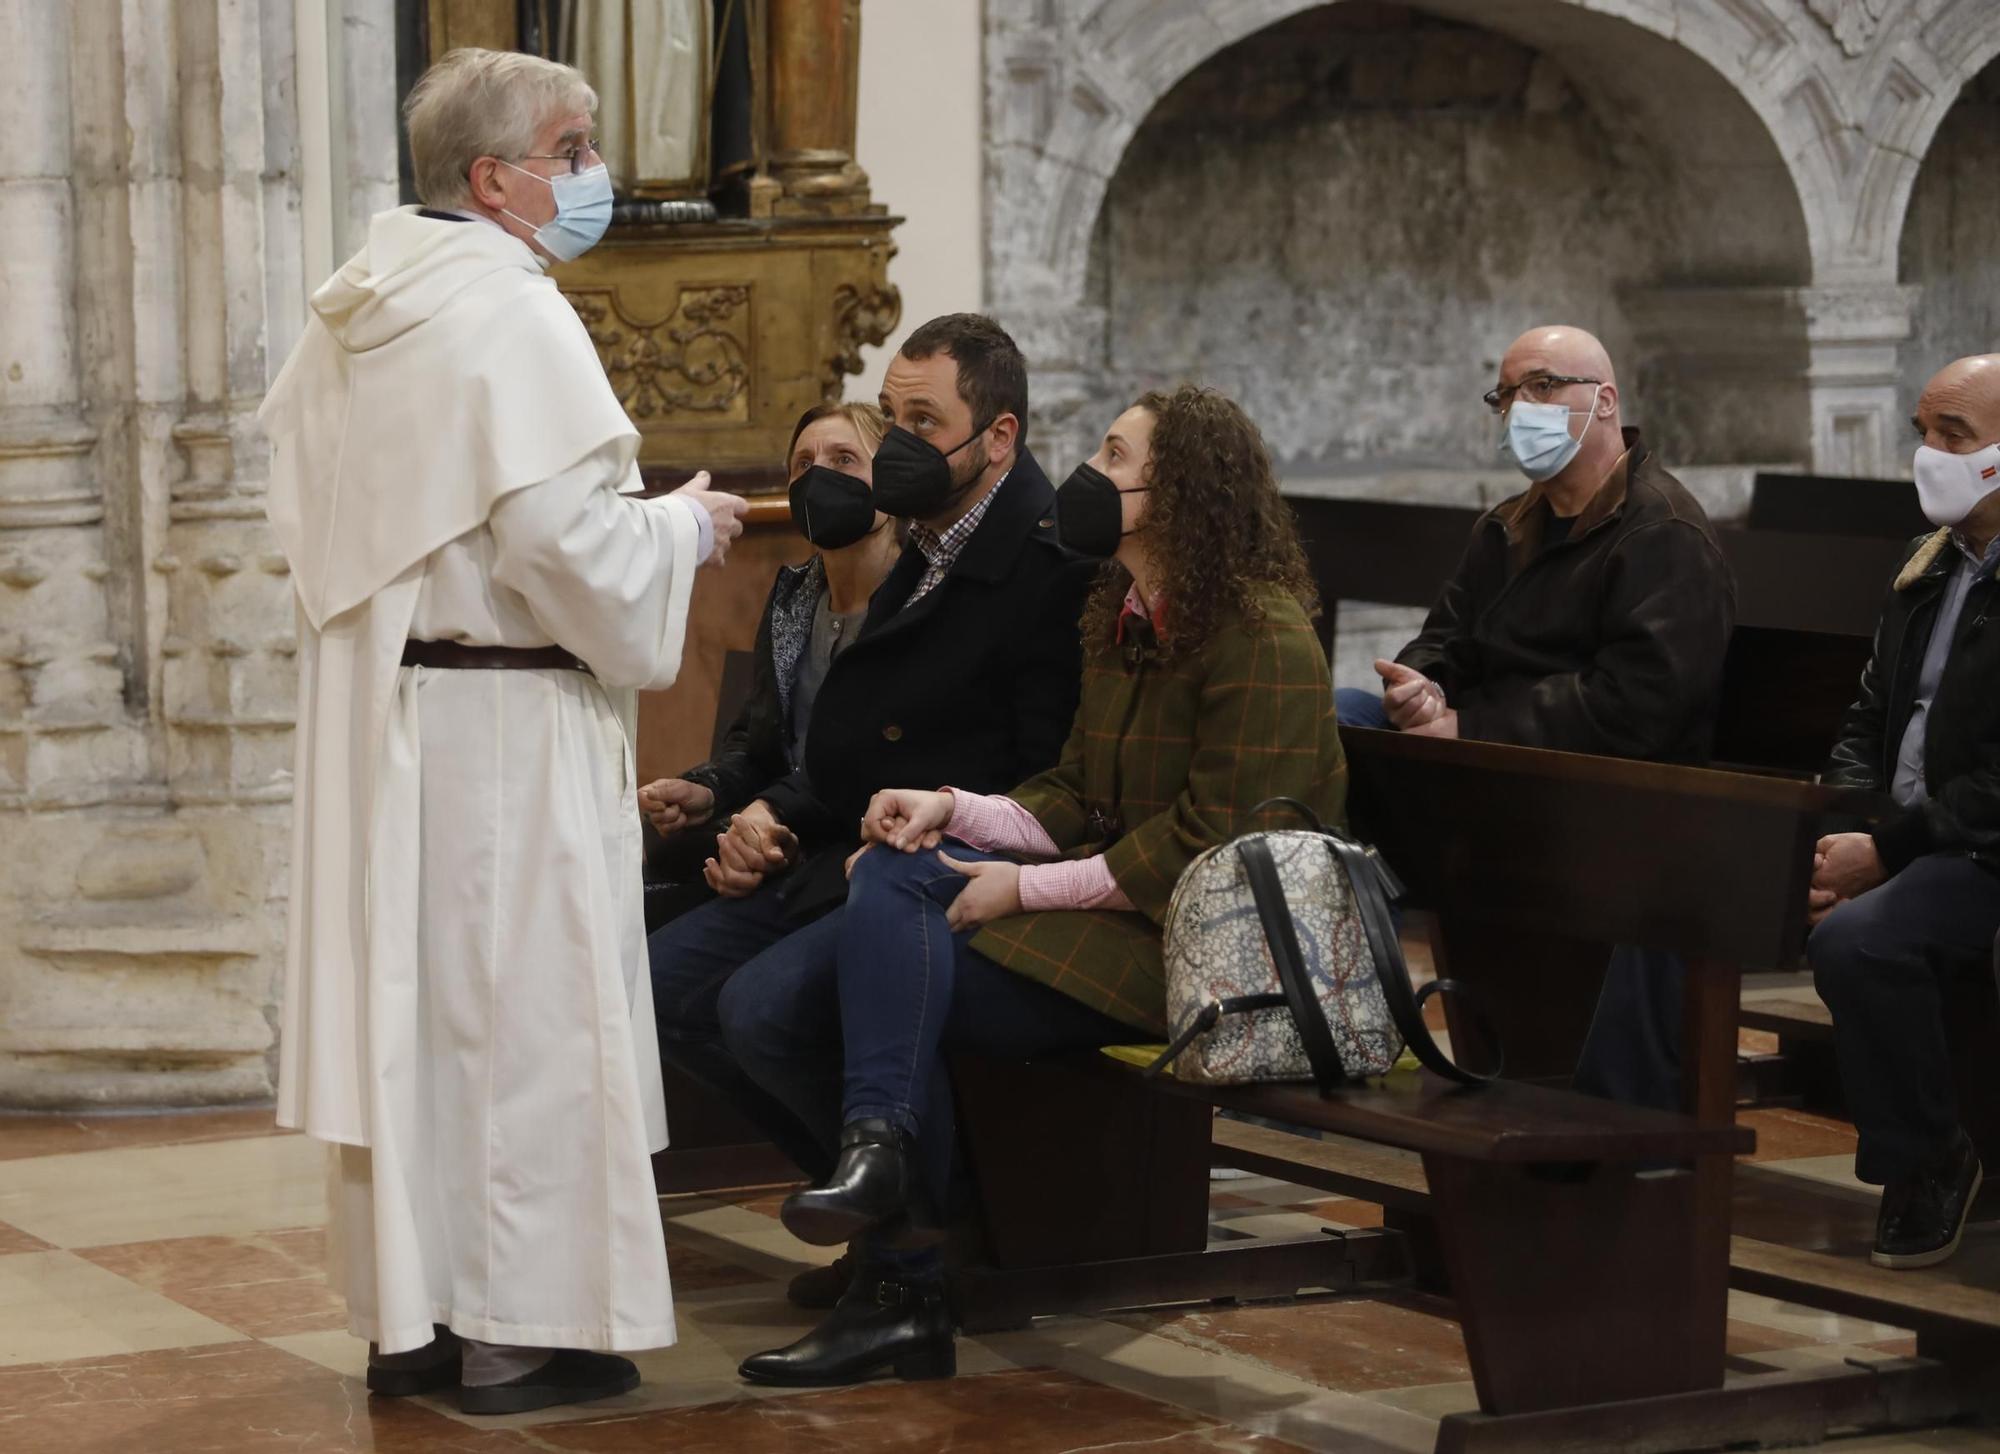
[1748, 471, 1929, 540]
[950, 734, 1936, 1449]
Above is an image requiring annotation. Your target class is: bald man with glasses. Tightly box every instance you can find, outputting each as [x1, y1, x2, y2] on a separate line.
[1336, 325, 1737, 1112]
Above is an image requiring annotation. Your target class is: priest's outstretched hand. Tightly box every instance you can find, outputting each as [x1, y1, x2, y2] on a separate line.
[673, 471, 748, 567]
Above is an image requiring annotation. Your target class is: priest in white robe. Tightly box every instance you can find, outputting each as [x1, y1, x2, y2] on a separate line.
[258, 47, 747, 1415]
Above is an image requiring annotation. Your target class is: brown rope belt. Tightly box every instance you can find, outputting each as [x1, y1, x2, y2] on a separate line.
[401, 640, 593, 675]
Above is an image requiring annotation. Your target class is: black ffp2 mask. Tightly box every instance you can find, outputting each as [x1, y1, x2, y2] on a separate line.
[1055, 461, 1148, 558]
[870, 422, 988, 520]
[789, 465, 878, 549]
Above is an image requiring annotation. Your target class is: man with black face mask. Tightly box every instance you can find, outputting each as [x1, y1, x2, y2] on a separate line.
[647, 313, 1094, 1306]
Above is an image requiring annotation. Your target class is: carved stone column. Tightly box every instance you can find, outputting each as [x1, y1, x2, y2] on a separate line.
[1800, 284, 1920, 479]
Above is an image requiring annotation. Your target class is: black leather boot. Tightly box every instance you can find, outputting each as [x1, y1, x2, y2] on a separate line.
[787, 1244, 860, 1309]
[739, 1269, 955, 1386]
[780, 1118, 940, 1249]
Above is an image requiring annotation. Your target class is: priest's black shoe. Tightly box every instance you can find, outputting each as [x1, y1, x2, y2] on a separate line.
[739, 1272, 955, 1386]
[365, 1325, 460, 1397]
[458, 1350, 640, 1415]
[1873, 1130, 1984, 1269]
[788, 1244, 860, 1309]
[780, 1118, 940, 1249]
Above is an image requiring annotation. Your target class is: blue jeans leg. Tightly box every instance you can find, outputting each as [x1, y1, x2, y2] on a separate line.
[1573, 944, 1685, 1113]
[833, 844, 1139, 1265]
[1334, 687, 1391, 728]
[647, 882, 838, 1180]
[715, 909, 849, 1173]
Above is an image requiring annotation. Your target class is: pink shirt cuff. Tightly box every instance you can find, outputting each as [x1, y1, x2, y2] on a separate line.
[943, 788, 1060, 856]
[1019, 856, 1132, 912]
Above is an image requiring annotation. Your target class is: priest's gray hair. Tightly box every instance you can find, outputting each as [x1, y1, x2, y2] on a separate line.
[404, 47, 597, 210]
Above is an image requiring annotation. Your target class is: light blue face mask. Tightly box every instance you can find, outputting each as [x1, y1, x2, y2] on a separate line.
[501, 161, 613, 263]
[1497, 388, 1602, 482]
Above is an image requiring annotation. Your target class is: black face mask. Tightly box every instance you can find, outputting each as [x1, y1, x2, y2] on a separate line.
[870, 422, 989, 519]
[1055, 461, 1149, 558]
[788, 465, 878, 549]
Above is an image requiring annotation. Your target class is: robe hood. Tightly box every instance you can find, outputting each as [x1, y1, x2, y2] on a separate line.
[260, 206, 637, 630]
[309, 208, 545, 353]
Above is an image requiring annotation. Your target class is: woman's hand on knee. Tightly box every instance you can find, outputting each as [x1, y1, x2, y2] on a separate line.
[861, 788, 954, 852]
[940, 853, 1022, 931]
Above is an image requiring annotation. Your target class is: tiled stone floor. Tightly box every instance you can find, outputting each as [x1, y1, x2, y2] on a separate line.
[0, 1106, 1995, 1453]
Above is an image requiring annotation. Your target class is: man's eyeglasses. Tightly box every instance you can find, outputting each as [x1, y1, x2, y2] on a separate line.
[517, 139, 603, 176]
[1483, 373, 1601, 414]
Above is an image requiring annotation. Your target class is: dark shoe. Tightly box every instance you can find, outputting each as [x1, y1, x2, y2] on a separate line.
[1873, 1131, 1983, 1270]
[739, 1272, 955, 1386]
[780, 1118, 940, 1249]
[788, 1246, 860, 1310]
[457, 1349, 640, 1416]
[365, 1325, 460, 1397]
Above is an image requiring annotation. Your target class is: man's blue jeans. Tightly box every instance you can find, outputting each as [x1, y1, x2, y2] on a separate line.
[648, 884, 845, 1182]
[1334, 687, 1391, 728]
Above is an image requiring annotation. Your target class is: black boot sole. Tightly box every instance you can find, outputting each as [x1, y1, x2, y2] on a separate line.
[458, 1365, 641, 1416]
[365, 1361, 461, 1398]
[781, 1198, 946, 1251]
[738, 1339, 956, 1387]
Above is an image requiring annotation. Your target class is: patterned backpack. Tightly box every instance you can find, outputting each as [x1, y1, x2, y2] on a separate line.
[1149, 799, 1496, 1090]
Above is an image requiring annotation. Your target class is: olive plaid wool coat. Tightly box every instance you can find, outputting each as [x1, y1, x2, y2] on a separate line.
[970, 584, 1348, 1035]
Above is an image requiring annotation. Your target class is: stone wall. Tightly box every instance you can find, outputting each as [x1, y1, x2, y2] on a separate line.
[1900, 57, 2000, 415]
[1087, 6, 1815, 479]
[0, 1, 393, 1108]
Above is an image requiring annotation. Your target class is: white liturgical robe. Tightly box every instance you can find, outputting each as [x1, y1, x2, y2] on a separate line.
[260, 208, 699, 1353]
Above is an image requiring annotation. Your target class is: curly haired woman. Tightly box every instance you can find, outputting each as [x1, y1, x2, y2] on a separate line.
[726, 385, 1348, 1386]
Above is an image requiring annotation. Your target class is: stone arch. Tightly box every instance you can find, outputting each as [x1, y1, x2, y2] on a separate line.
[987, 0, 1845, 471]
[987, 0, 1847, 317]
[1866, 0, 2000, 289]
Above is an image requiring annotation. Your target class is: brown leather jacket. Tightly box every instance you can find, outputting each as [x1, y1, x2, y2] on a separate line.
[1396, 429, 1736, 763]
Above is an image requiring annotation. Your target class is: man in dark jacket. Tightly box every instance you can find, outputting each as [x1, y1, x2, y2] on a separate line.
[646, 313, 1093, 1229]
[1336, 325, 1736, 1111]
[1807, 354, 2000, 1271]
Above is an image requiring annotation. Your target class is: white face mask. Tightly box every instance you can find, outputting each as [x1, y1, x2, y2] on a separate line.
[1912, 441, 2000, 527]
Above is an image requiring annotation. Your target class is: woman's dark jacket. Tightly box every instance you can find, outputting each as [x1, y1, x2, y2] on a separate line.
[1822, 528, 2000, 874]
[1395, 429, 1735, 763]
[642, 555, 824, 887]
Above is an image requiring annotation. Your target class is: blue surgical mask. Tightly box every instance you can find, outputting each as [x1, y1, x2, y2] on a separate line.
[1498, 389, 1602, 482]
[501, 161, 613, 263]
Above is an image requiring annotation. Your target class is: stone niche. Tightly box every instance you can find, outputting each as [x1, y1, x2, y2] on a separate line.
[1060, 1, 1818, 684]
[1899, 56, 2000, 411]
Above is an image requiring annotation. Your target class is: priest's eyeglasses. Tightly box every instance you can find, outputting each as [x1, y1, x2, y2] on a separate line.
[1483, 373, 1602, 414]
[517, 139, 603, 175]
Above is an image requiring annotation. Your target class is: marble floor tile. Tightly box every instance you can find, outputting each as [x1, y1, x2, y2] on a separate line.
[656, 1195, 842, 1284]
[1738, 1107, 1860, 1164]
[0, 1130, 327, 1248]
[981, 1313, 1440, 1454]
[75, 1228, 347, 1339]
[1722, 1288, 1912, 1347]
[0, 1109, 282, 1164]
[0, 1251, 244, 1366]
[0, 1221, 52, 1256]
[1121, 1292, 1471, 1394]
[1298, 1198, 1387, 1229]
[0, 1340, 539, 1454]
[526, 1367, 1316, 1453]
